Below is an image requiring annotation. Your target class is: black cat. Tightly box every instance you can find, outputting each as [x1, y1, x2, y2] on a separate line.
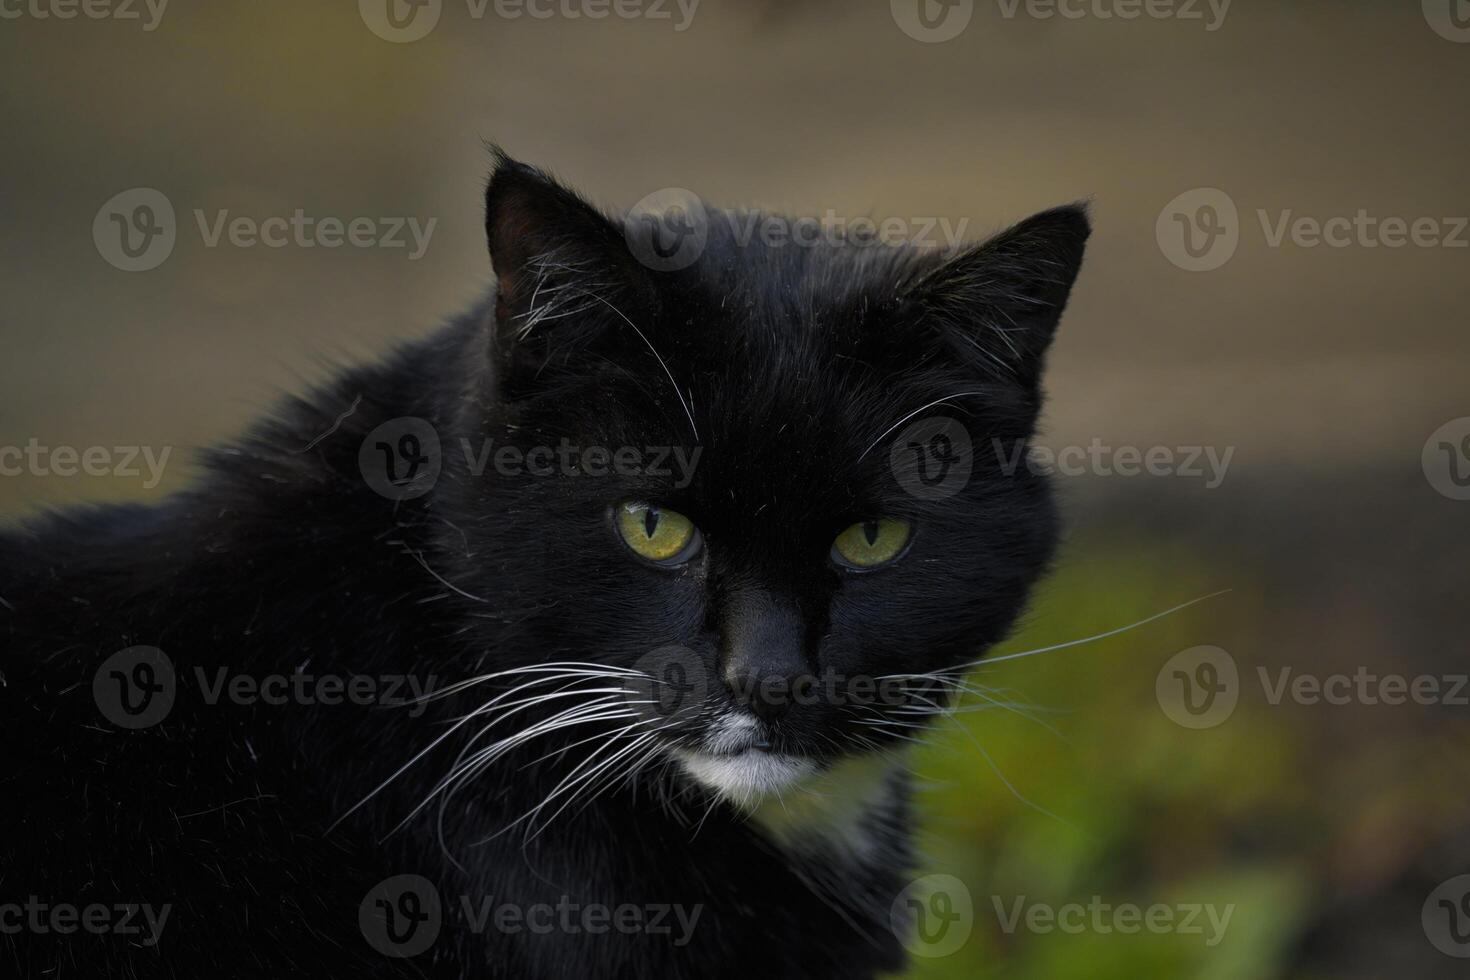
[0, 153, 1089, 978]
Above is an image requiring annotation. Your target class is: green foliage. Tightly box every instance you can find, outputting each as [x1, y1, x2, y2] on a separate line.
[895, 536, 1306, 979]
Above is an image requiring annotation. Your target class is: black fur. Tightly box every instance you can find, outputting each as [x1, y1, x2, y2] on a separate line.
[0, 155, 1089, 978]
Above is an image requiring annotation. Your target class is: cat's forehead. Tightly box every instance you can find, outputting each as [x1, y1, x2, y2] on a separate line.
[608, 325, 939, 529]
[682, 211, 927, 323]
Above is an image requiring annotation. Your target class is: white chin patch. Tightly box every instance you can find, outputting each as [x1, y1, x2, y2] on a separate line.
[672, 747, 818, 806]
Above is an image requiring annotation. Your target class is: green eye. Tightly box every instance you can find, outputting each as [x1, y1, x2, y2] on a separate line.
[832, 518, 912, 570]
[615, 502, 702, 565]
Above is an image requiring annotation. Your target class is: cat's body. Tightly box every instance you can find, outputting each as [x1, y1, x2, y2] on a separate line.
[1, 156, 1088, 978]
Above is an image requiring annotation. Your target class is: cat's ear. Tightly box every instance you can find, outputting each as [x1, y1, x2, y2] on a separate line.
[906, 203, 1090, 385]
[484, 150, 649, 328]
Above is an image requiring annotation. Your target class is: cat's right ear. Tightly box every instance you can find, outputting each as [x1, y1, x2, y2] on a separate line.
[484, 150, 651, 341]
[903, 203, 1091, 389]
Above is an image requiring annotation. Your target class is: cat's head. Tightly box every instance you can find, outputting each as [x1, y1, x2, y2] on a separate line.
[456, 153, 1088, 807]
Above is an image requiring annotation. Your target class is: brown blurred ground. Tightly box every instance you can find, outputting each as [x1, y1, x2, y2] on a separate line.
[1, 0, 1467, 511]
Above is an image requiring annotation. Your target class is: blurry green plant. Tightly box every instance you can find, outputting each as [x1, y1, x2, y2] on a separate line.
[895, 533, 1308, 979]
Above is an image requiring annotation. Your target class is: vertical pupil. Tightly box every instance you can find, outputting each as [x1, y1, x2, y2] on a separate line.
[642, 507, 661, 539]
[862, 520, 880, 546]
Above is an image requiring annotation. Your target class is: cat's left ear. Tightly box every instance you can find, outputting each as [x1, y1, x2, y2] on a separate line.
[484, 150, 649, 322]
[905, 203, 1090, 385]
[483, 150, 656, 389]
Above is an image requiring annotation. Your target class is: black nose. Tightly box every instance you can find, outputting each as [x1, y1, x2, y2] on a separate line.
[720, 589, 808, 723]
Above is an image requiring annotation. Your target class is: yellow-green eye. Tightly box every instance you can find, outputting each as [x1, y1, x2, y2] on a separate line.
[832, 518, 912, 569]
[615, 502, 702, 565]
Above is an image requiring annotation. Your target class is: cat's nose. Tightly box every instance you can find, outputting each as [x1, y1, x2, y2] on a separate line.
[719, 589, 809, 723]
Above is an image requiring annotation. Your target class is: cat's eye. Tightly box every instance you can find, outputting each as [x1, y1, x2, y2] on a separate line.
[831, 518, 912, 570]
[614, 502, 702, 566]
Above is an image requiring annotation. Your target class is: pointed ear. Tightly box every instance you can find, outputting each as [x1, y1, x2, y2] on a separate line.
[907, 203, 1090, 385]
[483, 150, 649, 327]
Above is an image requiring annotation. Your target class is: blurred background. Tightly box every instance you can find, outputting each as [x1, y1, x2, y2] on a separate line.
[2, 0, 1467, 976]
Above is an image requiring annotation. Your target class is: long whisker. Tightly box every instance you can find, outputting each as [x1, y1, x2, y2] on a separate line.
[332, 665, 645, 832]
[583, 292, 699, 441]
[856, 390, 989, 462]
[934, 589, 1230, 675]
